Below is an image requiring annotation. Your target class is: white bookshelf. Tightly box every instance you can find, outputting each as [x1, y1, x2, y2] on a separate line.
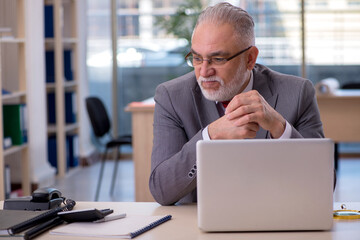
[0, 0, 91, 200]
[44, 0, 86, 177]
[0, 0, 31, 200]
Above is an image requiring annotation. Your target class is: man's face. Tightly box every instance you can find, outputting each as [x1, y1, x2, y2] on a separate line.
[191, 22, 250, 102]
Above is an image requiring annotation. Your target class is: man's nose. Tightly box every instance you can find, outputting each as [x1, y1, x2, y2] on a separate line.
[199, 60, 215, 77]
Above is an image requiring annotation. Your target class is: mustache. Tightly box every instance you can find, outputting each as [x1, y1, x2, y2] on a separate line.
[198, 76, 224, 85]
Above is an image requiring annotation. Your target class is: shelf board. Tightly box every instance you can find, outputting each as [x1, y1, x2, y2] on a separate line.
[45, 0, 73, 4]
[48, 123, 79, 134]
[4, 144, 28, 157]
[64, 81, 78, 88]
[2, 91, 26, 101]
[46, 82, 55, 90]
[45, 38, 78, 44]
[0, 38, 25, 43]
[65, 123, 79, 133]
[46, 81, 78, 92]
[63, 38, 78, 44]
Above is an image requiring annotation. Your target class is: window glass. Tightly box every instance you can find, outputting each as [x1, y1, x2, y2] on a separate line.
[87, 0, 113, 116]
[87, 0, 360, 138]
[235, 0, 302, 76]
[305, 0, 360, 86]
[87, 0, 192, 136]
[116, 0, 193, 135]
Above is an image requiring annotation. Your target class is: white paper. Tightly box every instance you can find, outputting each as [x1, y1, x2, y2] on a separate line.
[50, 215, 168, 238]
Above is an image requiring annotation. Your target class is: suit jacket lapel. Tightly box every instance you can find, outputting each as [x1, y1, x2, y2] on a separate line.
[191, 84, 220, 129]
[252, 68, 279, 139]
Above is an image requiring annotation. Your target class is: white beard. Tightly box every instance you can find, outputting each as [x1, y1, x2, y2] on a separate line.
[197, 67, 246, 102]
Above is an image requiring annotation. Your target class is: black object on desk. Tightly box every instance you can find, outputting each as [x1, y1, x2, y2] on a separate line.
[3, 198, 76, 236]
[4, 187, 63, 211]
[0, 210, 45, 235]
[58, 208, 113, 222]
[24, 217, 64, 240]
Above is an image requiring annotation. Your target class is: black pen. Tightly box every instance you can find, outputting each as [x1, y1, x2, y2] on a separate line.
[8, 199, 75, 235]
[23, 217, 64, 240]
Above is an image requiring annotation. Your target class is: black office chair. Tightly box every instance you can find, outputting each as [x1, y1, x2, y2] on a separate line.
[85, 96, 132, 201]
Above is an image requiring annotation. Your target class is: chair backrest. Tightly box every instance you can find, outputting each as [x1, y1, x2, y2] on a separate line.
[86, 97, 111, 138]
[342, 83, 360, 89]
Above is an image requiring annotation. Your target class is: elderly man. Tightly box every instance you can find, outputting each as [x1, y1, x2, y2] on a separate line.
[150, 2, 323, 205]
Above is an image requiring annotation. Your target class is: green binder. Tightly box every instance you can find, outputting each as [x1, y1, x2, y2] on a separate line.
[3, 104, 27, 145]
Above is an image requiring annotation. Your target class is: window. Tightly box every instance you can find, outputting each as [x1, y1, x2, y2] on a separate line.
[242, 0, 302, 76]
[305, 0, 360, 85]
[87, 0, 360, 137]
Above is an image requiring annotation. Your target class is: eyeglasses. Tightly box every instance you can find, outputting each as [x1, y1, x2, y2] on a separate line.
[185, 46, 252, 67]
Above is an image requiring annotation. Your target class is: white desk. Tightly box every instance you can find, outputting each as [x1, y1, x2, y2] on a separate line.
[28, 201, 360, 240]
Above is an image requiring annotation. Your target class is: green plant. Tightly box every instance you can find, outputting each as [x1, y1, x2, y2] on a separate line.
[155, 0, 204, 47]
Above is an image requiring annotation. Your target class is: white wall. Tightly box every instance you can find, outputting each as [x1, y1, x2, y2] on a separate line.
[25, 0, 56, 186]
[76, 0, 95, 158]
[18, 0, 95, 187]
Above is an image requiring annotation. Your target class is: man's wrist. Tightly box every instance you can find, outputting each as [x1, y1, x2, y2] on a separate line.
[271, 121, 292, 139]
[270, 119, 286, 139]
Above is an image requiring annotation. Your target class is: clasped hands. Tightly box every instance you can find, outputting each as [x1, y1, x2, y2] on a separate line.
[208, 90, 286, 139]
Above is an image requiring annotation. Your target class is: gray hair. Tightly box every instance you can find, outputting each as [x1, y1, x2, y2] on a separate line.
[194, 2, 255, 46]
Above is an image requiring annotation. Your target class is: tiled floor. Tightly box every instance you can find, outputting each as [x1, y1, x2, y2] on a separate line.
[53, 157, 360, 203]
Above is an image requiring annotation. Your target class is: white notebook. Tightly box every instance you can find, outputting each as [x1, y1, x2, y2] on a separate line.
[51, 214, 171, 239]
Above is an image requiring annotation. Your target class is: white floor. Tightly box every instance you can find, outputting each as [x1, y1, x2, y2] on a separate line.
[334, 158, 360, 202]
[53, 159, 135, 202]
[53, 157, 360, 203]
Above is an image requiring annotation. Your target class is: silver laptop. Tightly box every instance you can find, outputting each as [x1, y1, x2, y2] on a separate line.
[196, 139, 334, 232]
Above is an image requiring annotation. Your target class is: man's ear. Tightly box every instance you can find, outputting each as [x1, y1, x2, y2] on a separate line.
[246, 46, 259, 70]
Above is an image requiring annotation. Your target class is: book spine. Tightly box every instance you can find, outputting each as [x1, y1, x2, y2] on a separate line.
[47, 136, 58, 171]
[64, 50, 73, 81]
[44, 5, 54, 38]
[47, 93, 56, 124]
[3, 137, 12, 149]
[65, 92, 76, 123]
[65, 134, 78, 167]
[5, 165, 11, 199]
[2, 104, 26, 145]
[46, 50, 73, 82]
[45, 51, 55, 83]
[21, 104, 28, 143]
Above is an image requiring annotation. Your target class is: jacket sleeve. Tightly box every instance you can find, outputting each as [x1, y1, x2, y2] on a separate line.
[290, 79, 324, 138]
[149, 84, 201, 205]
